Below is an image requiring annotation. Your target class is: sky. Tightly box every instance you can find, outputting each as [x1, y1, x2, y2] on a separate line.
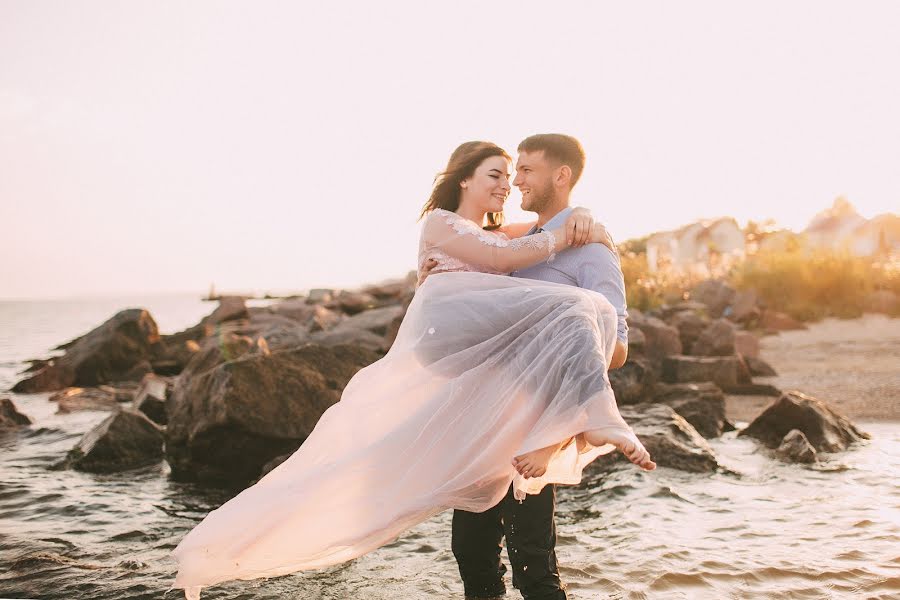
[1, 1, 898, 299]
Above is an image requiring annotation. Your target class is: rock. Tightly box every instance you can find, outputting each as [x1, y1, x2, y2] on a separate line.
[165, 343, 381, 484]
[199, 297, 248, 326]
[337, 305, 405, 336]
[618, 404, 719, 472]
[628, 315, 682, 361]
[625, 327, 646, 353]
[864, 290, 898, 315]
[311, 327, 389, 352]
[383, 313, 405, 351]
[12, 309, 161, 393]
[330, 291, 378, 315]
[258, 453, 292, 479]
[724, 383, 781, 396]
[608, 355, 657, 405]
[657, 302, 709, 321]
[668, 310, 709, 354]
[729, 289, 761, 324]
[151, 331, 203, 377]
[62, 409, 164, 473]
[739, 390, 870, 452]
[690, 280, 736, 318]
[269, 298, 316, 323]
[50, 387, 119, 413]
[734, 331, 760, 359]
[662, 355, 740, 389]
[653, 382, 732, 438]
[776, 429, 817, 464]
[760, 310, 807, 331]
[0, 398, 31, 428]
[691, 319, 736, 357]
[309, 305, 344, 332]
[177, 332, 257, 382]
[133, 374, 171, 425]
[243, 313, 309, 350]
[745, 356, 777, 377]
[362, 276, 415, 301]
[306, 289, 334, 304]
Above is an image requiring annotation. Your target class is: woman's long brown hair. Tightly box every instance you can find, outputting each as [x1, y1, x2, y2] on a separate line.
[420, 141, 511, 230]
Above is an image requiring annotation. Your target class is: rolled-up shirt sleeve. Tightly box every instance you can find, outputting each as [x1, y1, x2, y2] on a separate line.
[576, 245, 629, 344]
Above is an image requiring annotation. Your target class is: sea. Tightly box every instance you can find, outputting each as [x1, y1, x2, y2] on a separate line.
[0, 295, 898, 599]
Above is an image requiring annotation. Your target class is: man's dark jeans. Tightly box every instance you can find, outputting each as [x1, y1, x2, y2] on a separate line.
[451, 483, 567, 600]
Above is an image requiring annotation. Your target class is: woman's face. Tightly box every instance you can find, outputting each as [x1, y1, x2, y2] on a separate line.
[461, 155, 511, 213]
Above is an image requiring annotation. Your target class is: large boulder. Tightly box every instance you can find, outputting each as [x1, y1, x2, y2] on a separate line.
[668, 310, 709, 354]
[690, 280, 736, 318]
[61, 409, 164, 473]
[311, 327, 389, 352]
[653, 382, 732, 438]
[776, 429, 817, 464]
[617, 404, 719, 472]
[734, 331, 760, 360]
[0, 398, 31, 428]
[329, 291, 378, 315]
[50, 387, 120, 413]
[745, 356, 777, 377]
[336, 306, 405, 336]
[729, 289, 761, 324]
[13, 309, 160, 393]
[199, 296, 248, 327]
[165, 343, 380, 484]
[690, 319, 737, 356]
[608, 355, 657, 405]
[269, 298, 316, 323]
[241, 313, 309, 350]
[662, 355, 741, 389]
[628, 315, 682, 361]
[133, 374, 172, 425]
[739, 391, 870, 452]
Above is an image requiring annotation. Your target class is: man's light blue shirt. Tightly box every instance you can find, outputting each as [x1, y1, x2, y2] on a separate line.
[511, 207, 629, 344]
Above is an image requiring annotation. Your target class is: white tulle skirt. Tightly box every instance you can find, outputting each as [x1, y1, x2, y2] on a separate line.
[172, 272, 636, 599]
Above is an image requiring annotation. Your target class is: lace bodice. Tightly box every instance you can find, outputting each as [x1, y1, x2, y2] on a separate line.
[417, 208, 556, 283]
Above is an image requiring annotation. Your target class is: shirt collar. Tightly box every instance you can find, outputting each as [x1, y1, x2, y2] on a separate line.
[529, 206, 574, 234]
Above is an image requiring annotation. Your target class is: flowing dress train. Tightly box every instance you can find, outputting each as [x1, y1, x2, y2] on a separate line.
[172, 209, 638, 598]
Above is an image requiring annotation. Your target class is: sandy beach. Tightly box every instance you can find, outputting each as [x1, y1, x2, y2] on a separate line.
[726, 313, 900, 423]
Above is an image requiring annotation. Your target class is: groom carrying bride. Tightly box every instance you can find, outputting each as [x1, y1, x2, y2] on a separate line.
[425, 134, 632, 600]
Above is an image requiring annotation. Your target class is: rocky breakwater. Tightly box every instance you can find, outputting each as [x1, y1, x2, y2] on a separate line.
[602, 277, 872, 473]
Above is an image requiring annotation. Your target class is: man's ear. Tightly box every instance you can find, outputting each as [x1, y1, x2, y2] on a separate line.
[555, 165, 572, 188]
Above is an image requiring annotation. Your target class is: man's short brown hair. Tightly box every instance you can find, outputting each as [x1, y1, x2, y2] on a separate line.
[517, 133, 586, 188]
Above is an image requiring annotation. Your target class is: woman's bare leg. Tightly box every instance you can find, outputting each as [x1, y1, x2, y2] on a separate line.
[584, 428, 656, 470]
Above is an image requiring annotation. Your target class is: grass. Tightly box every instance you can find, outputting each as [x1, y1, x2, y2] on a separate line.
[621, 246, 900, 319]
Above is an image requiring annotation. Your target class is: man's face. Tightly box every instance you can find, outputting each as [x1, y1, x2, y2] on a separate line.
[513, 150, 556, 213]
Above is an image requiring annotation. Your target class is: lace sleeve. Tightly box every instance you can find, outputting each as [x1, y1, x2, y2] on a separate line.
[423, 209, 559, 273]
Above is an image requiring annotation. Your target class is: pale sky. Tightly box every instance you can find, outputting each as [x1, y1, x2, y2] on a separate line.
[1, 1, 898, 299]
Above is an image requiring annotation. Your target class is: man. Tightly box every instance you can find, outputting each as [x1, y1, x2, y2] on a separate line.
[449, 134, 629, 600]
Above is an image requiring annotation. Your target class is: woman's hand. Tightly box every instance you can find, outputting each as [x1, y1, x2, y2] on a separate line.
[565, 207, 594, 247]
[590, 222, 618, 256]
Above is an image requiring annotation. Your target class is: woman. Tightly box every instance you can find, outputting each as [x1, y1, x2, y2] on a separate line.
[172, 141, 653, 600]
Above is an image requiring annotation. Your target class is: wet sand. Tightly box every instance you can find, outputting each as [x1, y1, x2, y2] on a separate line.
[726, 314, 900, 423]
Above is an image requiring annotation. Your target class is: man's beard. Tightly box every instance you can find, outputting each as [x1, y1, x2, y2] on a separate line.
[524, 179, 556, 213]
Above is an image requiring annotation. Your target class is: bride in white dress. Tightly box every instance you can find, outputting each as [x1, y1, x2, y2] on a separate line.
[172, 141, 654, 599]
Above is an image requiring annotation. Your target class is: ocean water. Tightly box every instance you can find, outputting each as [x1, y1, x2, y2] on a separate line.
[1, 296, 898, 599]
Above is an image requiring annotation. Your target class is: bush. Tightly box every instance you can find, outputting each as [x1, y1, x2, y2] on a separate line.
[730, 249, 899, 320]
